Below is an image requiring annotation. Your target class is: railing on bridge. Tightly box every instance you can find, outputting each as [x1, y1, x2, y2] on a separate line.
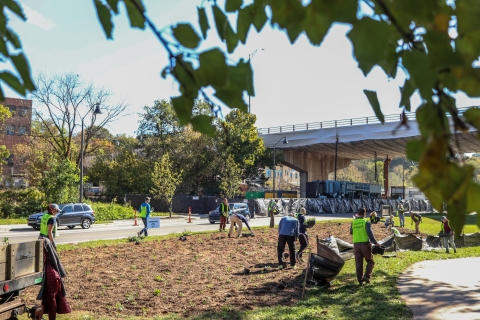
[257, 107, 472, 135]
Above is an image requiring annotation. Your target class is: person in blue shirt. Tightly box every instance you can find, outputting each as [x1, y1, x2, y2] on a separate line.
[137, 197, 151, 237]
[295, 208, 308, 263]
[277, 213, 299, 269]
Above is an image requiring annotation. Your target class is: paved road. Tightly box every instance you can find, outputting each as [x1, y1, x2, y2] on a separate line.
[398, 257, 480, 320]
[0, 213, 353, 245]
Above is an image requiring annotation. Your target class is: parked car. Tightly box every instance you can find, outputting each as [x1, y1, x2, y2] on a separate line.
[27, 203, 96, 230]
[208, 203, 251, 224]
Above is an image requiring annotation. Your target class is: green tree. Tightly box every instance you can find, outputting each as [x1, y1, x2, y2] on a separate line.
[5, 0, 480, 232]
[151, 153, 183, 217]
[39, 159, 79, 204]
[219, 154, 243, 198]
[218, 109, 267, 182]
[87, 136, 152, 201]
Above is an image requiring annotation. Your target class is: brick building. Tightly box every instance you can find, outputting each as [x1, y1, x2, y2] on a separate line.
[0, 97, 32, 185]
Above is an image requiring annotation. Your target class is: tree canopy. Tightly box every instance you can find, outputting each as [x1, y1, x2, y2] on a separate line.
[3, 0, 480, 232]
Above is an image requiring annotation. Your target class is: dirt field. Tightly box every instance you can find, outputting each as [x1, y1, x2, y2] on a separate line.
[21, 221, 399, 318]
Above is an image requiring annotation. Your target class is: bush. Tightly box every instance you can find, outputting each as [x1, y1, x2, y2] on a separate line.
[88, 200, 135, 221]
[0, 188, 45, 218]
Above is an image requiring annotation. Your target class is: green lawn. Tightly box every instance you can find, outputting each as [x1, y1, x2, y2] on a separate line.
[392, 213, 480, 235]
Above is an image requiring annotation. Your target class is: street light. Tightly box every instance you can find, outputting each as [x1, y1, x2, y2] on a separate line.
[248, 48, 264, 114]
[79, 103, 102, 203]
[272, 136, 288, 198]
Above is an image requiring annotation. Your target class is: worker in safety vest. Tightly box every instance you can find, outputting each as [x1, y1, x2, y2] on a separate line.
[219, 198, 229, 232]
[268, 199, 278, 228]
[39, 203, 60, 247]
[137, 197, 151, 237]
[350, 207, 380, 286]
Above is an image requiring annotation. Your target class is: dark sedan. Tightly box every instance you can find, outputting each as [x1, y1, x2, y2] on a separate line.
[208, 203, 251, 224]
[28, 203, 96, 230]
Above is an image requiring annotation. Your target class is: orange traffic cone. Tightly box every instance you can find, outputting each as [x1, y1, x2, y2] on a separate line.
[133, 209, 138, 226]
[187, 207, 192, 223]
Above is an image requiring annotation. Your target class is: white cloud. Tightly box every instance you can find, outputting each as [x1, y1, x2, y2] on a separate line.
[23, 4, 55, 30]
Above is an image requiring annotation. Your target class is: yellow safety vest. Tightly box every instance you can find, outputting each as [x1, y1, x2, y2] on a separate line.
[352, 218, 369, 243]
[40, 214, 54, 237]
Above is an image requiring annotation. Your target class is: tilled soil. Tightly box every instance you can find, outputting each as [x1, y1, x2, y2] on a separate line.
[21, 221, 399, 318]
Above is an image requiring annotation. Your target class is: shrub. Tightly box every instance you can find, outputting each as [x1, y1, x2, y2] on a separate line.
[0, 188, 45, 218]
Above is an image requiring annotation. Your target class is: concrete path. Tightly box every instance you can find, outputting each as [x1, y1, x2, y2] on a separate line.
[398, 257, 480, 319]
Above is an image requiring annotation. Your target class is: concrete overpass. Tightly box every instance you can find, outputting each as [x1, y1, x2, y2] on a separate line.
[259, 108, 480, 197]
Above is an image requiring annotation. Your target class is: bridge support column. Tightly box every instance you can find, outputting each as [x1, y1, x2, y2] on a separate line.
[300, 172, 308, 198]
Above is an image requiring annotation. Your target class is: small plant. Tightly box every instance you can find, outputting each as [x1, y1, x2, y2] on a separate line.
[305, 218, 316, 228]
[115, 303, 124, 311]
[127, 235, 143, 243]
[131, 265, 136, 269]
[153, 289, 161, 296]
[154, 275, 166, 282]
[2, 237, 8, 245]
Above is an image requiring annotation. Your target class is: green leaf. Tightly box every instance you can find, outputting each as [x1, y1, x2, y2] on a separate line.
[197, 7, 209, 39]
[423, 30, 464, 68]
[405, 140, 424, 162]
[196, 49, 229, 87]
[251, 1, 267, 32]
[215, 88, 248, 112]
[106, 0, 120, 14]
[389, 0, 435, 27]
[190, 115, 215, 135]
[228, 59, 254, 96]
[309, 0, 357, 24]
[348, 17, 392, 76]
[123, 0, 145, 29]
[0, 38, 8, 56]
[171, 95, 194, 125]
[270, 0, 306, 40]
[225, 0, 243, 12]
[172, 24, 201, 49]
[463, 107, 480, 130]
[5, 0, 25, 20]
[466, 182, 480, 227]
[455, 68, 480, 98]
[0, 71, 25, 95]
[302, 2, 331, 45]
[237, 6, 252, 44]
[94, 0, 114, 39]
[212, 5, 227, 41]
[402, 51, 436, 100]
[10, 53, 35, 91]
[171, 57, 198, 99]
[378, 48, 398, 79]
[363, 90, 384, 123]
[400, 80, 415, 111]
[416, 103, 449, 138]
[6, 28, 20, 49]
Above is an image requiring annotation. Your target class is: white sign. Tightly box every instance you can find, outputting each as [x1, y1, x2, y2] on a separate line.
[192, 196, 199, 200]
[243, 199, 248, 203]
[147, 217, 160, 228]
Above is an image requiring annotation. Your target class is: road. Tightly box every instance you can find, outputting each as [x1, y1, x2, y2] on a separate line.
[0, 213, 354, 245]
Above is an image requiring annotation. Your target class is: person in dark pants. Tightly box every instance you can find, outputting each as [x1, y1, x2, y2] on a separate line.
[350, 208, 380, 286]
[277, 213, 299, 269]
[137, 197, 151, 237]
[268, 199, 278, 228]
[411, 211, 422, 234]
[219, 198, 229, 232]
[296, 208, 308, 263]
[440, 216, 457, 253]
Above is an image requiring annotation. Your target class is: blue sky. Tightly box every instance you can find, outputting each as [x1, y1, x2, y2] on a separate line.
[7, 0, 480, 137]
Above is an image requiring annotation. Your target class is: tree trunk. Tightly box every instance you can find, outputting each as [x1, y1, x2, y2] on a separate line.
[169, 202, 172, 218]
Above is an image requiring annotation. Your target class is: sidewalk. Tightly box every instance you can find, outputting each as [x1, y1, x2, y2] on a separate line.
[398, 257, 480, 319]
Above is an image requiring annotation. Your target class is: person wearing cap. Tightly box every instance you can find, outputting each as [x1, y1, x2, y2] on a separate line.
[440, 216, 457, 253]
[369, 211, 380, 224]
[350, 208, 380, 286]
[228, 213, 254, 238]
[137, 197, 151, 237]
[39, 203, 60, 246]
[277, 212, 299, 269]
[410, 211, 422, 234]
[295, 207, 308, 263]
